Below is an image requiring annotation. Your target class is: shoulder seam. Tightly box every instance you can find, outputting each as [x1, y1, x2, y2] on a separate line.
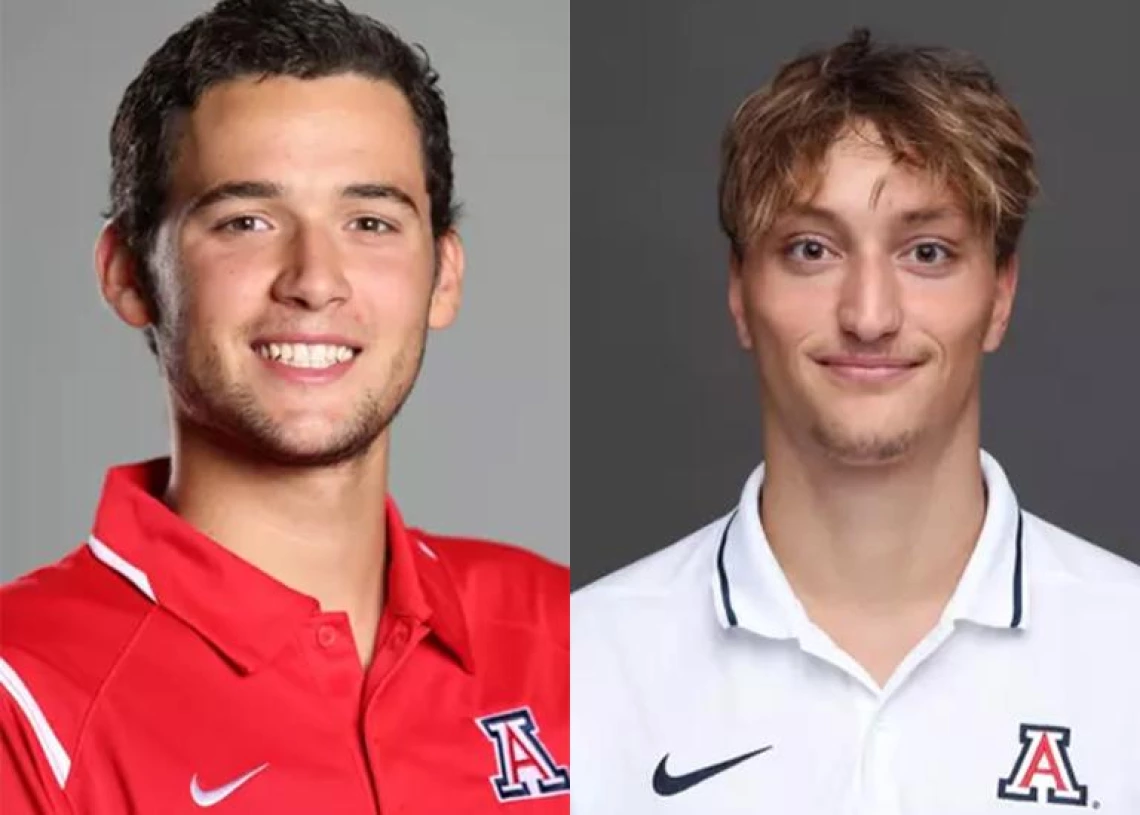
[67, 605, 161, 794]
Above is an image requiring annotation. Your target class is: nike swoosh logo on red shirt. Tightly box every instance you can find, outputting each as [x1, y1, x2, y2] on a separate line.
[190, 763, 269, 807]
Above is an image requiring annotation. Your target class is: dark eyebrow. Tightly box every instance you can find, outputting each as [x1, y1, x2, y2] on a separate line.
[341, 183, 419, 215]
[187, 181, 284, 216]
[185, 180, 420, 217]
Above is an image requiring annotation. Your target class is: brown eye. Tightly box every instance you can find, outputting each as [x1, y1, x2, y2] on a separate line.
[909, 242, 951, 264]
[218, 216, 270, 233]
[350, 216, 392, 233]
[786, 238, 834, 262]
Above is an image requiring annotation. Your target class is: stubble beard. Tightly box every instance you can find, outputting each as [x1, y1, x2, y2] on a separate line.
[159, 323, 428, 469]
[808, 415, 922, 465]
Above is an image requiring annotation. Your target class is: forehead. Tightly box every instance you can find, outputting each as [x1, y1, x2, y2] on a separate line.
[169, 73, 426, 198]
[799, 130, 966, 220]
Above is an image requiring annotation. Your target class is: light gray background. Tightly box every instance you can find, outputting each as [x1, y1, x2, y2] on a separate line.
[572, 0, 1140, 587]
[0, 0, 569, 580]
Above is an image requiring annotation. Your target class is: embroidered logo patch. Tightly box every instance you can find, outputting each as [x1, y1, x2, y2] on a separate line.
[997, 724, 1088, 806]
[476, 707, 570, 802]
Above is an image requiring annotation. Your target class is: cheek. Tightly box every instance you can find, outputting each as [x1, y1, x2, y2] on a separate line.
[349, 256, 435, 333]
[748, 275, 831, 353]
[907, 282, 995, 358]
[179, 249, 271, 328]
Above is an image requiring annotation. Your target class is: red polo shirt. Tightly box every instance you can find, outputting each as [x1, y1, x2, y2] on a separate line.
[0, 460, 569, 813]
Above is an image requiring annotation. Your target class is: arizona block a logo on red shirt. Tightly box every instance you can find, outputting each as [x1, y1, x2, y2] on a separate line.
[997, 724, 1089, 806]
[477, 707, 570, 802]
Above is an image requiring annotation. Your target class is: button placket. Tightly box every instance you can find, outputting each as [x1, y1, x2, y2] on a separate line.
[847, 689, 880, 812]
[389, 619, 411, 650]
[870, 721, 895, 814]
[366, 618, 423, 700]
[859, 700, 902, 815]
[303, 618, 363, 718]
[317, 623, 339, 649]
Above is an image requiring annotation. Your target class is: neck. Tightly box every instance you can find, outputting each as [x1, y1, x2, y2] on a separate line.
[759, 418, 987, 688]
[761, 419, 987, 617]
[164, 422, 390, 666]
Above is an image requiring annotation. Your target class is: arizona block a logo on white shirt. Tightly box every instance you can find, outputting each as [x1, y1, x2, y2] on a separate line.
[997, 724, 1089, 806]
[476, 707, 569, 802]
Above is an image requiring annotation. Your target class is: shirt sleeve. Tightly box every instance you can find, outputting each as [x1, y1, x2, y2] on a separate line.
[0, 692, 72, 815]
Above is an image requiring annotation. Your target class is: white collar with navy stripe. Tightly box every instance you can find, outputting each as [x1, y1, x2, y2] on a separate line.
[712, 449, 1028, 639]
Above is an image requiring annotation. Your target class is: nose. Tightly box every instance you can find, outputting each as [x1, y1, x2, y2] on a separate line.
[271, 224, 352, 310]
[836, 256, 903, 343]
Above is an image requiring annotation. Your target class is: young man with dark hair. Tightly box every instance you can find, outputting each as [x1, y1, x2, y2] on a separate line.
[0, 1, 569, 812]
[572, 29, 1140, 813]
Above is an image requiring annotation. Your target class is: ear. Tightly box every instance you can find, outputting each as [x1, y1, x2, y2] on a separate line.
[728, 251, 754, 350]
[428, 230, 465, 330]
[983, 252, 1020, 353]
[95, 221, 153, 330]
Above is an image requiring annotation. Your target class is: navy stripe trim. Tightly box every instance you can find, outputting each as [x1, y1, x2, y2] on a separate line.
[716, 510, 740, 627]
[1010, 510, 1024, 629]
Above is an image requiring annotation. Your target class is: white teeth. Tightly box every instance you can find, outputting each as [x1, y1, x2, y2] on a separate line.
[254, 342, 356, 369]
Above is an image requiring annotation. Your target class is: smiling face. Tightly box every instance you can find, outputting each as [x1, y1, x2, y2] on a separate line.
[98, 73, 463, 466]
[729, 126, 1017, 466]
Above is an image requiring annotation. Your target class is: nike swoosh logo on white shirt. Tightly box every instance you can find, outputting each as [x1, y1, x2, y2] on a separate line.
[190, 763, 269, 807]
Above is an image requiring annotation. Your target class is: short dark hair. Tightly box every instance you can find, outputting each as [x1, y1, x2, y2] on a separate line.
[107, 0, 460, 349]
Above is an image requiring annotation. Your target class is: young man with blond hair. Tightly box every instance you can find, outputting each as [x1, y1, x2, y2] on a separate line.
[572, 29, 1140, 813]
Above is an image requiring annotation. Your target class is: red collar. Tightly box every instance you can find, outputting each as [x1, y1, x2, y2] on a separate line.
[88, 459, 474, 674]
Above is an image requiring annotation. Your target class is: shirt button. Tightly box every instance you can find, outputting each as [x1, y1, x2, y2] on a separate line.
[391, 621, 411, 649]
[317, 624, 338, 648]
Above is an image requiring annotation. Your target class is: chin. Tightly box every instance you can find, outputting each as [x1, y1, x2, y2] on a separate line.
[809, 422, 922, 466]
[208, 401, 394, 469]
[247, 430, 383, 468]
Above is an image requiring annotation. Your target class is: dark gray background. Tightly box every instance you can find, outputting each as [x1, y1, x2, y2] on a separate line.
[0, 0, 569, 581]
[572, 1, 1140, 588]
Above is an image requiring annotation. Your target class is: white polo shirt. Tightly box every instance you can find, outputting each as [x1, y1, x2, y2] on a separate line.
[571, 451, 1140, 814]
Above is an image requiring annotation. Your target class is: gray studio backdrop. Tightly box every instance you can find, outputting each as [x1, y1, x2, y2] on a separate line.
[572, 0, 1140, 588]
[0, 0, 569, 581]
